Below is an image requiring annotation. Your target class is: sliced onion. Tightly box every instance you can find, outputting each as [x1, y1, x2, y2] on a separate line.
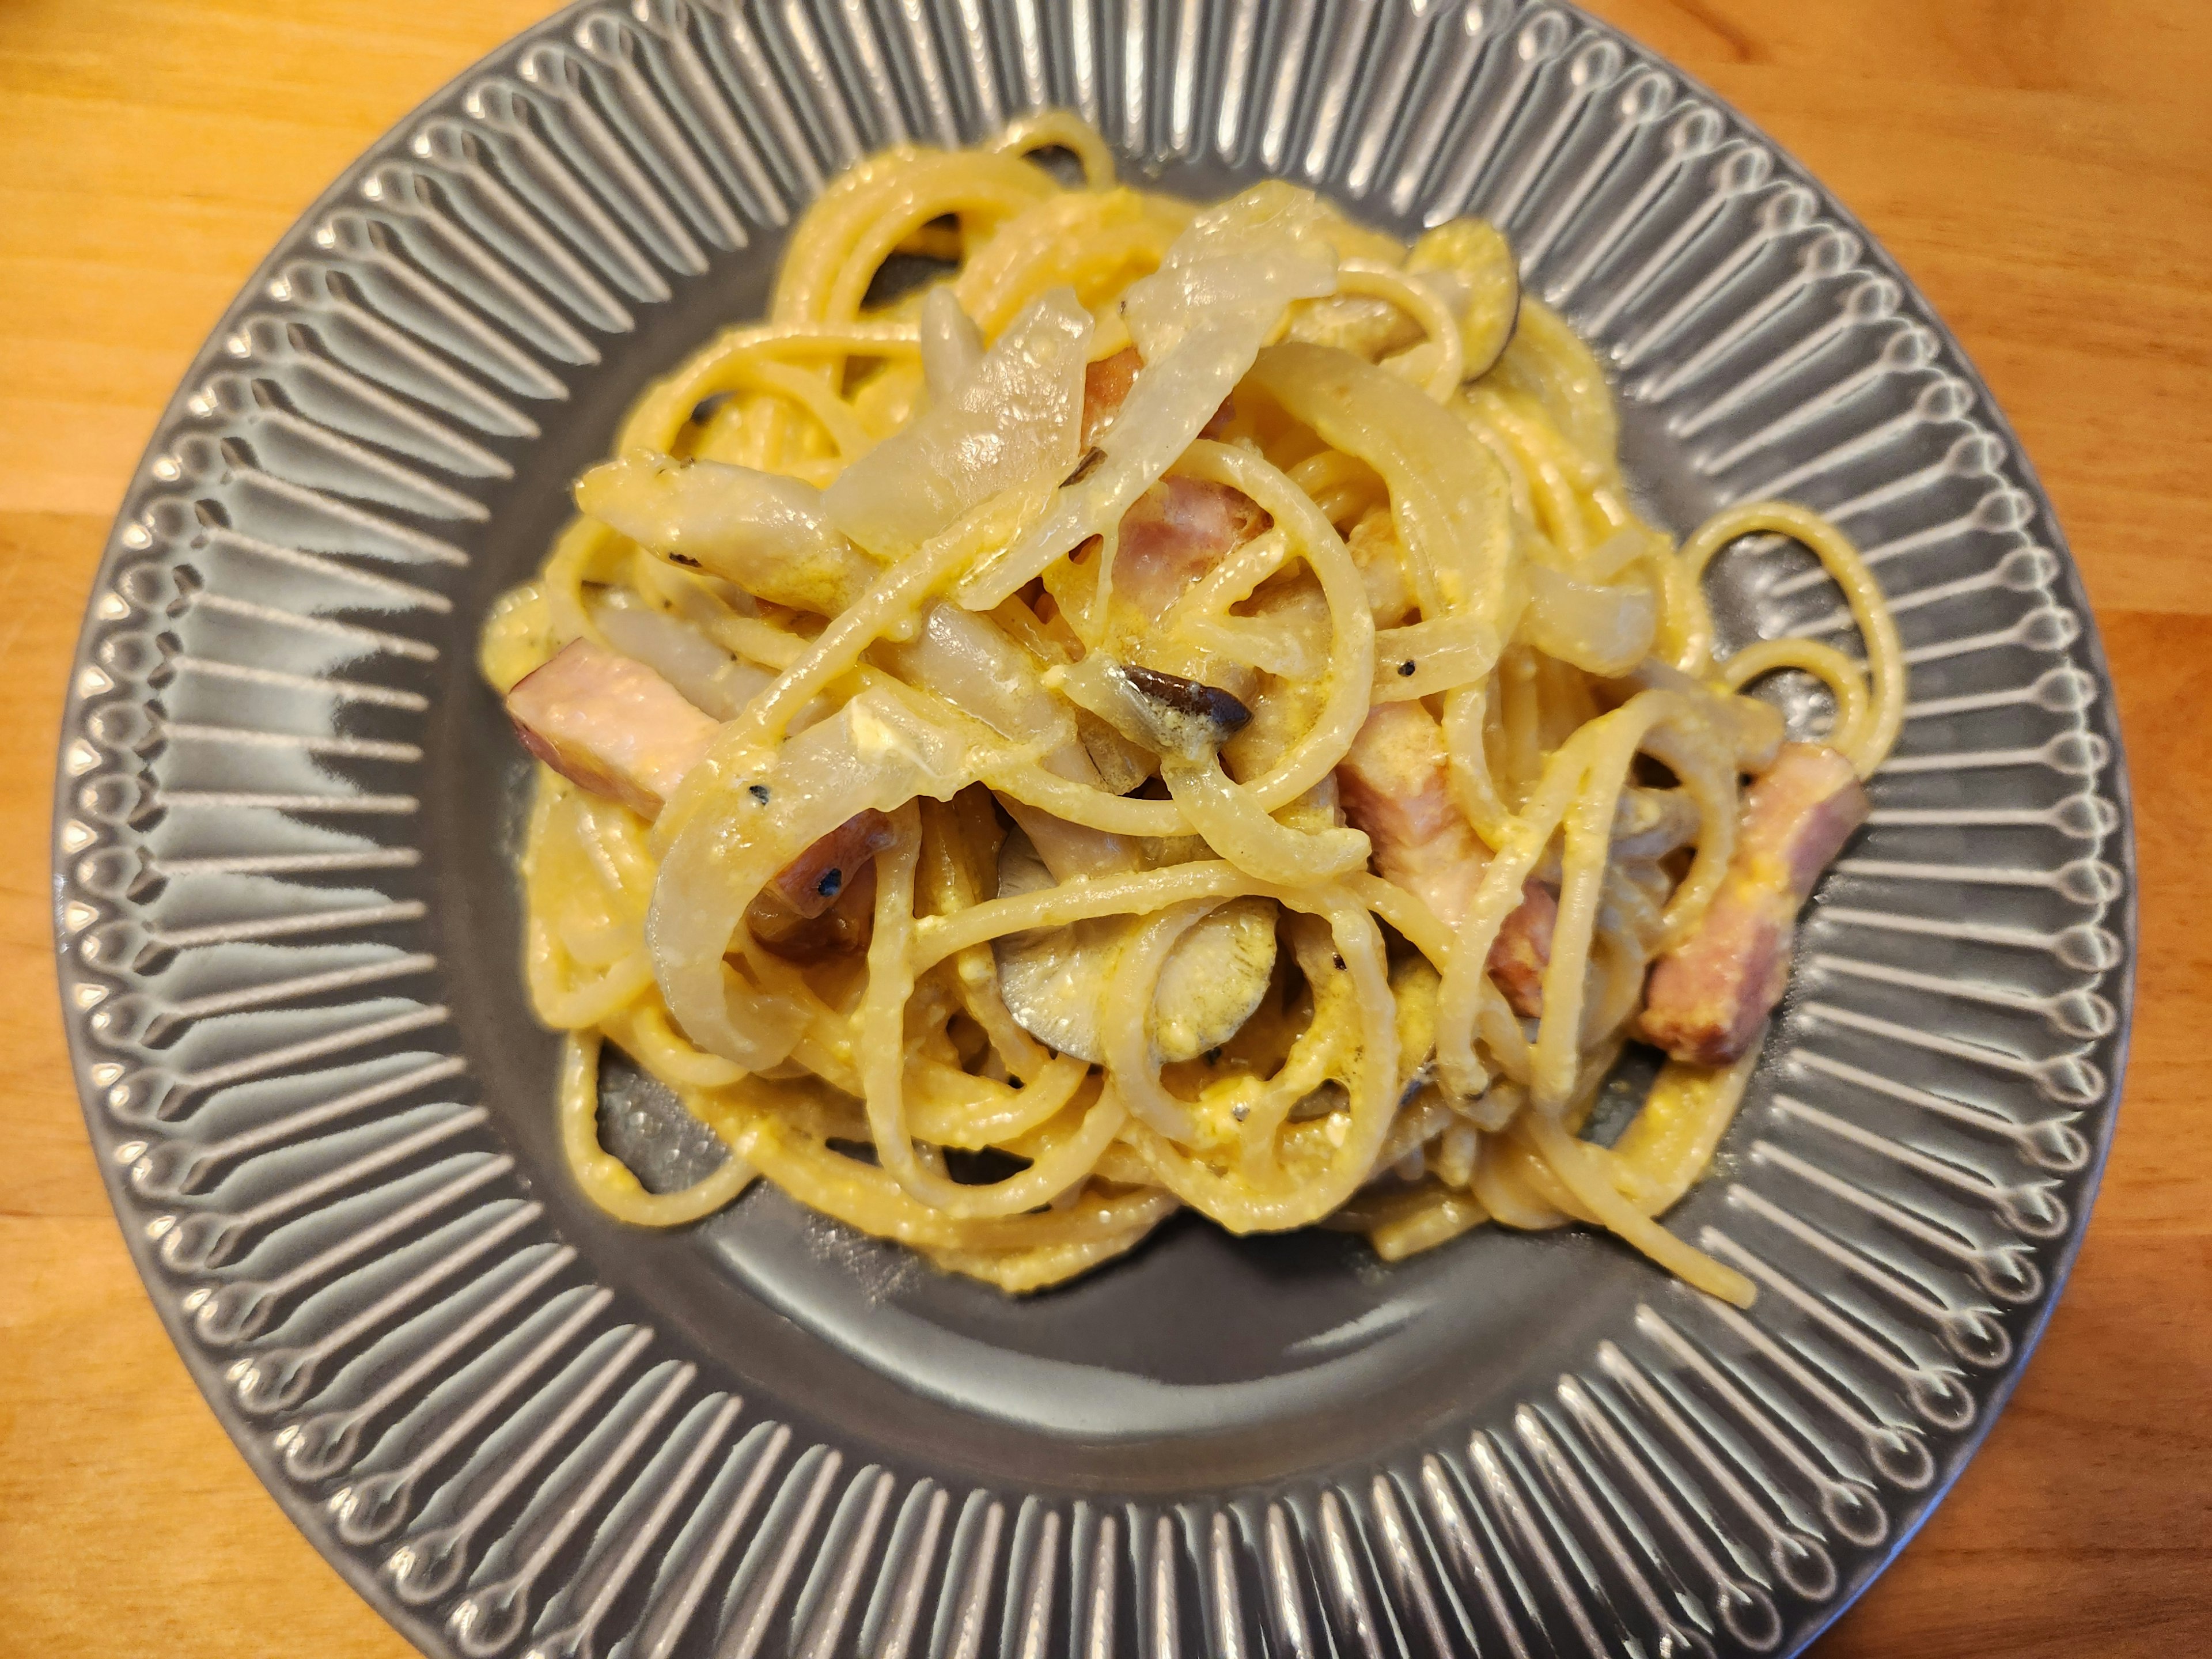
[879, 603, 1142, 878]
[879, 603, 1077, 753]
[824, 286, 1092, 562]
[1246, 342, 1516, 641]
[1370, 612, 1502, 702]
[954, 185, 1339, 610]
[589, 591, 779, 721]
[1120, 181, 1340, 358]
[1161, 755, 1370, 886]
[918, 285, 984, 404]
[577, 453, 871, 615]
[647, 688, 974, 1070]
[1520, 562, 1657, 677]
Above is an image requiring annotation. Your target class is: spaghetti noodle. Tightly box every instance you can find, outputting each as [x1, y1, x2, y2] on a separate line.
[479, 115, 1901, 1299]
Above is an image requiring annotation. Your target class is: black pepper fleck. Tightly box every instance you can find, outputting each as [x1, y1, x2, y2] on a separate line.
[1332, 953, 1346, 971]
[1007, 1075, 1023, 1090]
[816, 868, 843, 899]
[668, 552, 703, 569]
[1062, 446, 1107, 487]
[1206, 1047, 1222, 1066]
[749, 784, 771, 805]
[1398, 659, 1417, 677]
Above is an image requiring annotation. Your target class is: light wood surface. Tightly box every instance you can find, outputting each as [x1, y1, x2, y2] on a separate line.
[2, 2, 2205, 1653]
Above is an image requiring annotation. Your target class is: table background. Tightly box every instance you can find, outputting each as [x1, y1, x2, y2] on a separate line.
[2, 1, 2206, 1653]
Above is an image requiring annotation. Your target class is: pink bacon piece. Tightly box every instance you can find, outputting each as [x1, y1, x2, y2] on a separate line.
[1641, 741, 1869, 1066]
[1109, 476, 1270, 615]
[507, 637, 893, 953]
[1081, 348, 1142, 446]
[757, 809, 897, 919]
[1486, 881, 1557, 1018]
[1080, 346, 1236, 448]
[506, 638, 718, 820]
[1073, 347, 1260, 614]
[1335, 699, 1555, 1017]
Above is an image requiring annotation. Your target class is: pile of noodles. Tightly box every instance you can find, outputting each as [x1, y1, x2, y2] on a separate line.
[479, 114, 1902, 1295]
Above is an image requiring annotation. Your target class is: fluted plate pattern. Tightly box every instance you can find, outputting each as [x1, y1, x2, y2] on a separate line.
[55, 2, 2133, 1656]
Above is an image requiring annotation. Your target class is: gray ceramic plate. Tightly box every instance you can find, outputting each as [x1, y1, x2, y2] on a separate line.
[54, 2, 2133, 1654]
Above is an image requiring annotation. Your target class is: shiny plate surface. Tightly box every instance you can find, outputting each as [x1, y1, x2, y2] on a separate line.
[54, 2, 2133, 1654]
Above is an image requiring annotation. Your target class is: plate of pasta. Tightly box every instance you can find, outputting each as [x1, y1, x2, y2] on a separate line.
[58, 3, 2130, 1657]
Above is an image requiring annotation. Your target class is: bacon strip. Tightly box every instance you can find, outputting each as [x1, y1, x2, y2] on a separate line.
[1485, 880, 1556, 1017]
[758, 809, 897, 919]
[1080, 346, 1234, 448]
[1081, 348, 1142, 446]
[506, 639, 718, 820]
[1641, 743, 1869, 1065]
[744, 862, 878, 963]
[508, 637, 892, 959]
[1335, 700, 1554, 1017]
[1074, 348, 1257, 616]
[1111, 476, 1268, 615]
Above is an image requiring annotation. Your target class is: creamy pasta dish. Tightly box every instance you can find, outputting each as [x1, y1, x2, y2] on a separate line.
[479, 115, 1902, 1299]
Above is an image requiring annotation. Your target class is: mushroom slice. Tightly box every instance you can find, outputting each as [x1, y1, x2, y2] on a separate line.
[990, 830, 1277, 1064]
[1119, 664, 1252, 751]
[1055, 656, 1253, 762]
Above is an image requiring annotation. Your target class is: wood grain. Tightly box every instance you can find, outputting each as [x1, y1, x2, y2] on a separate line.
[1, 1, 2205, 1653]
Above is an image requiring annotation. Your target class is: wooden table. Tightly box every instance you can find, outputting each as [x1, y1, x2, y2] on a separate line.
[1, 1, 2205, 1652]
